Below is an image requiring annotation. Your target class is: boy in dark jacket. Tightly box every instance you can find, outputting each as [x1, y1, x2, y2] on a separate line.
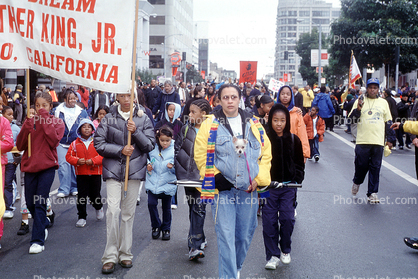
[94, 93, 155, 274]
[174, 99, 211, 260]
[263, 103, 305, 270]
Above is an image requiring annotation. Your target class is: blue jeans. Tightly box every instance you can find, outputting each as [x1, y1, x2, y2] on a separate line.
[25, 168, 55, 245]
[4, 163, 17, 210]
[185, 188, 206, 250]
[57, 145, 77, 195]
[211, 188, 258, 279]
[353, 144, 384, 196]
[147, 192, 172, 231]
[309, 135, 320, 158]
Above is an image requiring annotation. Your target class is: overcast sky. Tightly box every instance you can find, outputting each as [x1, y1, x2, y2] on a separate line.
[193, 0, 341, 79]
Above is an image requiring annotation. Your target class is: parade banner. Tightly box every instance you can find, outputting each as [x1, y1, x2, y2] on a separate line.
[0, 0, 135, 93]
[268, 78, 284, 93]
[239, 61, 257, 84]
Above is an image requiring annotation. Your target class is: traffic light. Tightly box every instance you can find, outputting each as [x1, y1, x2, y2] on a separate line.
[394, 46, 400, 64]
[182, 52, 186, 61]
[284, 51, 288, 60]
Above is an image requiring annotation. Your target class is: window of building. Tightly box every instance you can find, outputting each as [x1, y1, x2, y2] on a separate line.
[280, 65, 286, 70]
[288, 32, 296, 37]
[289, 65, 295, 70]
[288, 45, 295, 51]
[280, 32, 287, 38]
[279, 26, 287, 31]
[312, 18, 330, 25]
[150, 16, 165, 25]
[149, 36, 165, 44]
[148, 0, 165, 4]
[289, 59, 295, 64]
[280, 10, 287, 17]
[299, 10, 310, 17]
[280, 19, 286, 25]
[149, 55, 164, 69]
[288, 26, 297, 31]
[299, 26, 311, 33]
[312, 11, 330, 17]
[288, 11, 297, 16]
[288, 19, 297, 24]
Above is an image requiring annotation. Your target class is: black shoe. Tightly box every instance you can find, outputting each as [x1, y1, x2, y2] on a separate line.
[404, 237, 418, 250]
[17, 221, 30, 235]
[407, 144, 412, 149]
[162, 230, 170, 241]
[314, 155, 319, 162]
[46, 210, 55, 228]
[399, 146, 404, 150]
[152, 228, 161, 239]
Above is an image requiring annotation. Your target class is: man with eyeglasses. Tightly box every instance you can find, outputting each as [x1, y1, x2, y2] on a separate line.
[194, 84, 272, 279]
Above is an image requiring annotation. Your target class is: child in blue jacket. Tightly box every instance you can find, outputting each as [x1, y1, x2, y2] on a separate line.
[145, 125, 176, 241]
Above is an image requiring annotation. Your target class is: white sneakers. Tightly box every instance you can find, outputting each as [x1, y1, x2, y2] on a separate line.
[29, 229, 48, 254]
[368, 193, 380, 204]
[280, 253, 291, 264]
[96, 208, 104, 220]
[29, 244, 45, 254]
[265, 253, 291, 270]
[57, 193, 66, 198]
[351, 183, 360, 196]
[76, 219, 86, 228]
[265, 256, 280, 269]
[3, 210, 14, 219]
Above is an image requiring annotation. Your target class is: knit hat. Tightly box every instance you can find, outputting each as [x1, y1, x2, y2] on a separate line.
[346, 94, 353, 101]
[16, 84, 23, 89]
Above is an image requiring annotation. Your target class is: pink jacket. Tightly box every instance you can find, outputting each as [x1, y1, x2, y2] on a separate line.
[0, 116, 14, 165]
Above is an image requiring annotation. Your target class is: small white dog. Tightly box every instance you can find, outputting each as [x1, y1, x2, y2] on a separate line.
[232, 136, 248, 155]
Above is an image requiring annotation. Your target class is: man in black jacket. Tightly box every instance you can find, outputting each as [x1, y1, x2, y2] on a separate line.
[145, 79, 162, 110]
[384, 89, 398, 148]
[396, 91, 412, 149]
[292, 85, 304, 111]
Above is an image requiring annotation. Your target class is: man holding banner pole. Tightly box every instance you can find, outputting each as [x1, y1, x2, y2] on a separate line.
[94, 91, 155, 274]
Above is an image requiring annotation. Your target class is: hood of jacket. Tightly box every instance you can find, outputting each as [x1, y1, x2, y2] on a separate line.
[276, 85, 295, 111]
[267, 103, 291, 138]
[165, 102, 181, 122]
[76, 118, 96, 139]
[162, 86, 176, 95]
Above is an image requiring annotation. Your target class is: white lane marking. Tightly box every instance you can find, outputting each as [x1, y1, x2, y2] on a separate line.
[327, 131, 418, 186]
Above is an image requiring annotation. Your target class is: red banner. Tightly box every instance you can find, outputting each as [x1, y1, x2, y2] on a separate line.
[239, 61, 257, 84]
[200, 71, 205, 80]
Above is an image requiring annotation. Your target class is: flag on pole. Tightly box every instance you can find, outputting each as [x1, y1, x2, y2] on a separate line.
[349, 51, 362, 89]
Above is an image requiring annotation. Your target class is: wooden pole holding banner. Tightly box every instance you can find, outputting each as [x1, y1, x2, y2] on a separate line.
[26, 69, 31, 157]
[124, 0, 140, 198]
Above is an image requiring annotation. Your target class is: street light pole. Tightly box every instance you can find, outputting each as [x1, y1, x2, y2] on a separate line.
[318, 24, 322, 86]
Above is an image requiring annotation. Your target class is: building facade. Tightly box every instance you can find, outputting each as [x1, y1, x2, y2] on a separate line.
[148, 0, 194, 78]
[274, 0, 340, 85]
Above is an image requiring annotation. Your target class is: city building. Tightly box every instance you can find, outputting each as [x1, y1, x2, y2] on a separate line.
[274, 0, 340, 85]
[195, 21, 209, 79]
[148, 0, 195, 78]
[136, 1, 155, 71]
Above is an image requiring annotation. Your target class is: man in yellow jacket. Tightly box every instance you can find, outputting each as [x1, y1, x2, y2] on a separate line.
[391, 120, 418, 250]
[299, 85, 314, 114]
[194, 84, 271, 279]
